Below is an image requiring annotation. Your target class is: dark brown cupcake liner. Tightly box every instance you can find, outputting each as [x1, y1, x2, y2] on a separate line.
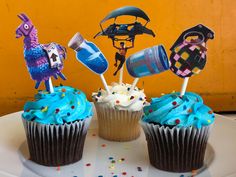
[22, 117, 92, 166]
[141, 121, 212, 172]
[95, 103, 143, 141]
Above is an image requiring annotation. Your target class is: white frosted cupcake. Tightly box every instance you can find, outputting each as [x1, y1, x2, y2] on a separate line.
[92, 82, 147, 141]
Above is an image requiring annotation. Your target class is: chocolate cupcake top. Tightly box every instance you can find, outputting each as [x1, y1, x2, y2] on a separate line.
[92, 82, 147, 111]
[142, 92, 214, 128]
[22, 86, 93, 124]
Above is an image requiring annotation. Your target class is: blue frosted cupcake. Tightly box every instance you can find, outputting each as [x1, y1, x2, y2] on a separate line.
[141, 92, 215, 172]
[22, 86, 93, 166]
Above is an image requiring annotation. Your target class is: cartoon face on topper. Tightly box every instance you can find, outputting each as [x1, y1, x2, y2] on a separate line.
[16, 14, 34, 38]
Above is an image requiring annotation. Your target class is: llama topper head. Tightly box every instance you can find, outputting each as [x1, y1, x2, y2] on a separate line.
[16, 13, 34, 38]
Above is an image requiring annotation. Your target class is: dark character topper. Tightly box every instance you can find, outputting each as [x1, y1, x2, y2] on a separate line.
[94, 6, 155, 81]
[16, 13, 66, 93]
[113, 40, 134, 76]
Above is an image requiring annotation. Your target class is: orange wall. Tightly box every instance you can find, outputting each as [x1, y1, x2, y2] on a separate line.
[0, 0, 236, 116]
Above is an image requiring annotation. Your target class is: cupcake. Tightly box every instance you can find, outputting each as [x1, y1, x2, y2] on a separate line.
[141, 92, 215, 172]
[22, 86, 93, 166]
[92, 82, 146, 141]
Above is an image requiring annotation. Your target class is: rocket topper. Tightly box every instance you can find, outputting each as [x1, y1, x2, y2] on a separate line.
[126, 45, 170, 78]
[169, 24, 214, 78]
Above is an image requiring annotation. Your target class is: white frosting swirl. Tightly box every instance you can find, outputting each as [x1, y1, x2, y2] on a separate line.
[92, 82, 147, 111]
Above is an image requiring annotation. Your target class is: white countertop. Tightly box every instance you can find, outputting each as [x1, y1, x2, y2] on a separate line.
[0, 112, 236, 177]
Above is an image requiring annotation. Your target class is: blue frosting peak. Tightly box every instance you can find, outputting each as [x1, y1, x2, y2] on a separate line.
[142, 92, 215, 128]
[22, 86, 93, 124]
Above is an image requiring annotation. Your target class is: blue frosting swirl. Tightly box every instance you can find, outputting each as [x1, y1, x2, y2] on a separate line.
[142, 92, 215, 128]
[22, 86, 93, 124]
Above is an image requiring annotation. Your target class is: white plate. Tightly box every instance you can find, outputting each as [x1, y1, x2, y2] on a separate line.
[0, 112, 236, 177]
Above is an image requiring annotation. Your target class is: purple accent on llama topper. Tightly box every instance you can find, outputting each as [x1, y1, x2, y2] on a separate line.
[16, 13, 67, 92]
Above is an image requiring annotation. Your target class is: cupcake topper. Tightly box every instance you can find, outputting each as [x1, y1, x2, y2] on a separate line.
[16, 13, 67, 93]
[68, 33, 111, 94]
[94, 6, 155, 84]
[169, 24, 214, 96]
[126, 45, 170, 93]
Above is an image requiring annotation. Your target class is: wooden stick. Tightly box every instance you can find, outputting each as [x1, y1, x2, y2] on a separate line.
[100, 74, 111, 95]
[180, 77, 189, 97]
[119, 65, 124, 84]
[129, 78, 139, 94]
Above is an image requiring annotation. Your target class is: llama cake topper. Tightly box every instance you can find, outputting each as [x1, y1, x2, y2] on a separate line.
[169, 24, 214, 96]
[16, 13, 67, 93]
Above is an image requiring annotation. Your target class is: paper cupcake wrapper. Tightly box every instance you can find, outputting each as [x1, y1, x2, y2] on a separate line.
[95, 103, 143, 141]
[141, 121, 212, 172]
[22, 117, 92, 166]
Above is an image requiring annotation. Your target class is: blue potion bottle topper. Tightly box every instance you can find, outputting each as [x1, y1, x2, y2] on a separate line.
[68, 32, 111, 94]
[68, 32, 108, 75]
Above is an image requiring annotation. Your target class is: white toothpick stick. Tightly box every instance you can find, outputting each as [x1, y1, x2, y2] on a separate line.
[100, 74, 111, 95]
[48, 77, 54, 93]
[129, 78, 139, 94]
[180, 77, 189, 97]
[119, 66, 124, 84]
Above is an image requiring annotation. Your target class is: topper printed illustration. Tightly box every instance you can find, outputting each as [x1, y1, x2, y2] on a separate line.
[68, 6, 170, 95]
[68, 33, 110, 94]
[16, 13, 67, 93]
[169, 24, 214, 96]
[94, 6, 156, 82]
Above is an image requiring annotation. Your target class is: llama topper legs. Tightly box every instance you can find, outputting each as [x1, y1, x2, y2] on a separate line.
[58, 72, 66, 80]
[35, 81, 41, 89]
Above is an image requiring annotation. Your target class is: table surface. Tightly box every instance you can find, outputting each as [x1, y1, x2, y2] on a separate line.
[0, 112, 236, 177]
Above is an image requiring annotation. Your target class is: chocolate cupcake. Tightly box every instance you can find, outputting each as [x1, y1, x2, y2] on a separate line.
[22, 86, 93, 166]
[141, 92, 215, 172]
